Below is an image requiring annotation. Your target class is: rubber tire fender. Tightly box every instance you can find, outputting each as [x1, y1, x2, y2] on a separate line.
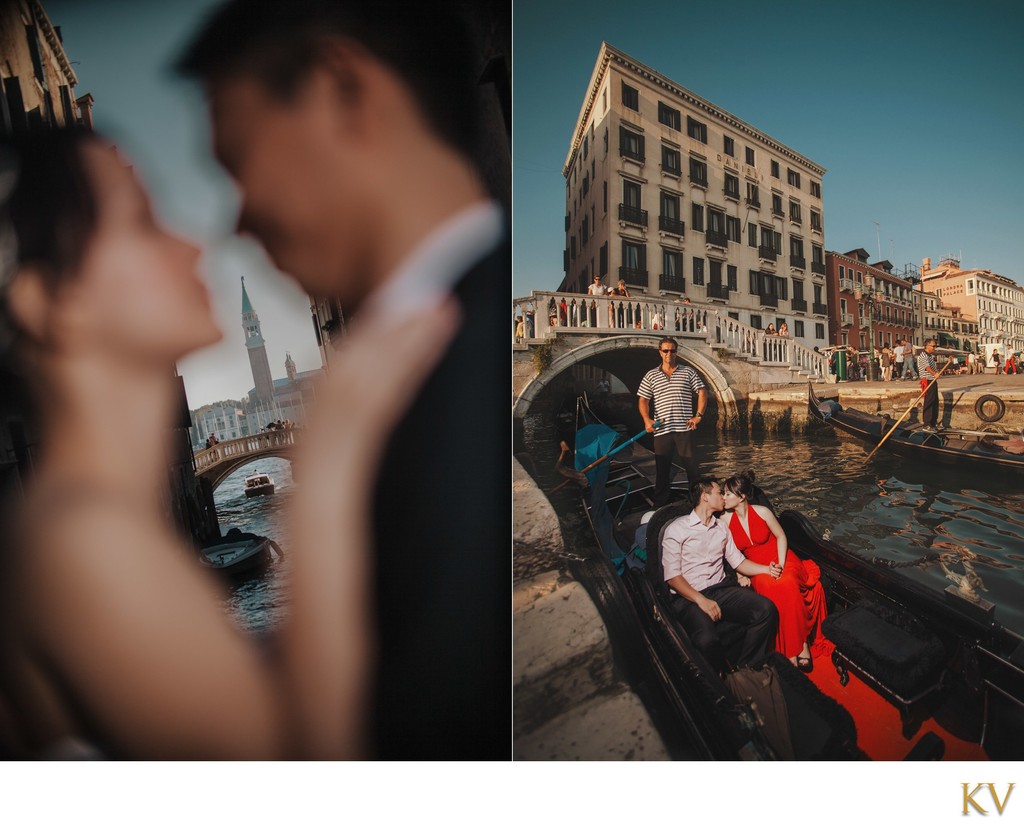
[974, 394, 1006, 423]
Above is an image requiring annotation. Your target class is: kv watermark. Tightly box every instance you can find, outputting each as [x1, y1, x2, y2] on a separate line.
[962, 783, 1014, 816]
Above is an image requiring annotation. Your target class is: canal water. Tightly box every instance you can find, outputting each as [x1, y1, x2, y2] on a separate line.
[212, 457, 294, 635]
[520, 403, 1024, 636]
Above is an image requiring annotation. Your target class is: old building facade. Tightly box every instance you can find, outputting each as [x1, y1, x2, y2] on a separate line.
[826, 249, 917, 352]
[560, 43, 830, 346]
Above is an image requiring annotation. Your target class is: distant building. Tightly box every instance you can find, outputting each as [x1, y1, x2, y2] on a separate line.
[919, 257, 1023, 353]
[0, 0, 93, 135]
[189, 400, 247, 448]
[826, 249, 916, 351]
[239, 280, 322, 433]
[560, 42, 829, 347]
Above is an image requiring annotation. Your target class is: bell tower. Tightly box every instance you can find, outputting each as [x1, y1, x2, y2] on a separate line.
[241, 277, 275, 406]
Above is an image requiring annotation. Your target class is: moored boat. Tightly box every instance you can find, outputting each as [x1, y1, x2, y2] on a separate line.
[566, 400, 1024, 760]
[199, 528, 274, 576]
[808, 382, 1024, 475]
[243, 471, 276, 498]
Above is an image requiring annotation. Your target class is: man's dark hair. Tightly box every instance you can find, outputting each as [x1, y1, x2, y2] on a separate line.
[175, 0, 481, 161]
[658, 336, 679, 351]
[688, 477, 718, 508]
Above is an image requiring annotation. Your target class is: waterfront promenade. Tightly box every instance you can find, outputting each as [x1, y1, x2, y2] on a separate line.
[747, 373, 1024, 433]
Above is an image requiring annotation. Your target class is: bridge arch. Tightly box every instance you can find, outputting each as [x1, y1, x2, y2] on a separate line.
[512, 335, 738, 422]
[203, 451, 296, 490]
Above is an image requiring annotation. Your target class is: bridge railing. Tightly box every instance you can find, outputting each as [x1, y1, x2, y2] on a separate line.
[514, 291, 826, 381]
[193, 428, 300, 474]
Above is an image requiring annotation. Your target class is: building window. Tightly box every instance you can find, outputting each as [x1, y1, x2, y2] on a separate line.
[599, 243, 607, 276]
[810, 181, 821, 198]
[725, 215, 741, 242]
[839, 265, 845, 279]
[746, 181, 760, 207]
[621, 239, 646, 280]
[815, 323, 825, 339]
[794, 320, 805, 337]
[603, 181, 607, 213]
[661, 144, 681, 175]
[793, 279, 805, 301]
[747, 222, 758, 247]
[583, 136, 589, 161]
[770, 160, 780, 178]
[724, 173, 740, 199]
[663, 248, 682, 278]
[724, 135, 735, 157]
[750, 314, 763, 329]
[727, 265, 738, 290]
[659, 191, 684, 235]
[691, 202, 704, 232]
[789, 200, 802, 223]
[787, 168, 801, 188]
[810, 209, 822, 231]
[689, 157, 708, 187]
[658, 101, 681, 130]
[686, 116, 707, 143]
[745, 146, 755, 165]
[581, 174, 589, 197]
[692, 256, 705, 285]
[771, 193, 783, 216]
[619, 127, 645, 163]
[622, 82, 639, 110]
[604, 128, 608, 154]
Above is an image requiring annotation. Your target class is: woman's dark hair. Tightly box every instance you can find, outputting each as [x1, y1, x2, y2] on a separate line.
[723, 470, 757, 500]
[5, 127, 100, 289]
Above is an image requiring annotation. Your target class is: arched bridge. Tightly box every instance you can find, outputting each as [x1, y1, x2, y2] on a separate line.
[193, 428, 300, 489]
[512, 290, 828, 422]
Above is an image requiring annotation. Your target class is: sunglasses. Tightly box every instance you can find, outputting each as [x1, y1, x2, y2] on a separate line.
[659, 348, 675, 353]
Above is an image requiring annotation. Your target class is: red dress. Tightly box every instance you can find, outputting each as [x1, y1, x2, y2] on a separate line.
[727, 506, 833, 659]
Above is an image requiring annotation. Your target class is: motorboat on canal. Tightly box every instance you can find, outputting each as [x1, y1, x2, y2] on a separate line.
[244, 471, 276, 498]
[566, 396, 1024, 760]
[199, 528, 275, 576]
[808, 382, 1024, 475]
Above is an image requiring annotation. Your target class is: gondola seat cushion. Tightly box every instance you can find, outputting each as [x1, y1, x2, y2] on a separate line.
[822, 601, 946, 701]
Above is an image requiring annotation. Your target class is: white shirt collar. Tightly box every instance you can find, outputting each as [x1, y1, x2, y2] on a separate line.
[358, 200, 504, 321]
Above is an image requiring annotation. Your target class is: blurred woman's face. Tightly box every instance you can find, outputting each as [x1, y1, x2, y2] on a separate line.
[59, 142, 222, 364]
[722, 487, 744, 510]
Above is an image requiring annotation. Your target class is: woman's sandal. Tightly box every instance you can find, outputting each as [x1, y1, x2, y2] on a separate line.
[796, 655, 813, 673]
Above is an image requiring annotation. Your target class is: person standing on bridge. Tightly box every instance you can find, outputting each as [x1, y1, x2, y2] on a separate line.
[638, 336, 708, 506]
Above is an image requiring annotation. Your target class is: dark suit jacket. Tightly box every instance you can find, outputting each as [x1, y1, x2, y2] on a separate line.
[371, 234, 510, 759]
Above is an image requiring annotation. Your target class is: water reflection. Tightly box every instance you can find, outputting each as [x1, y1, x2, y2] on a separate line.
[521, 410, 1024, 634]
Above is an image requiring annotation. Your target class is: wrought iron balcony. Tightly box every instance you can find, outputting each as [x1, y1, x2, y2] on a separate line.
[724, 186, 740, 200]
[759, 291, 779, 309]
[746, 196, 761, 208]
[771, 203, 785, 218]
[707, 282, 729, 301]
[706, 229, 728, 247]
[790, 254, 806, 269]
[811, 261, 826, 275]
[618, 203, 648, 226]
[758, 245, 777, 262]
[620, 145, 644, 164]
[789, 212, 802, 224]
[790, 298, 807, 312]
[813, 302, 828, 315]
[619, 266, 648, 284]
[659, 274, 685, 293]
[659, 215, 685, 235]
[689, 173, 709, 188]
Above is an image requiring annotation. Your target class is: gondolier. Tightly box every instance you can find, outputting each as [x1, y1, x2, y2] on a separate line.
[638, 337, 707, 506]
[916, 338, 940, 430]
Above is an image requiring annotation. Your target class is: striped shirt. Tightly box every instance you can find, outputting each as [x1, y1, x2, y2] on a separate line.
[917, 350, 939, 380]
[637, 364, 705, 436]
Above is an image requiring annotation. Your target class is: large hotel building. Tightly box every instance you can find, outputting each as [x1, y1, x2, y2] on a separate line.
[560, 43, 829, 344]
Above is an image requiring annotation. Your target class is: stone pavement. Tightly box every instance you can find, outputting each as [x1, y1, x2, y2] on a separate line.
[512, 458, 668, 760]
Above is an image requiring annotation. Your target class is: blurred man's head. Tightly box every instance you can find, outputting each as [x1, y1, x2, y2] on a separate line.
[177, 0, 485, 307]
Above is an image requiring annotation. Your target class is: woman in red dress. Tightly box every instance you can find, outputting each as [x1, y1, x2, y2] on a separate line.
[721, 471, 832, 671]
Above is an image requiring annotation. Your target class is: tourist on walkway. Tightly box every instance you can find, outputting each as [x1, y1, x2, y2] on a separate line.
[893, 339, 906, 379]
[967, 351, 977, 375]
[993, 350, 1002, 373]
[638, 337, 707, 506]
[880, 344, 892, 381]
[917, 338, 941, 429]
[0, 128, 455, 759]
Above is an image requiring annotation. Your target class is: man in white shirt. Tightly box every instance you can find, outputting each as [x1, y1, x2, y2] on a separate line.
[588, 275, 607, 295]
[893, 340, 905, 379]
[179, 0, 507, 759]
[661, 478, 779, 672]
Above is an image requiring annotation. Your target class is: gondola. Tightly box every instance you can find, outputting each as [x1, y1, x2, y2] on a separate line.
[199, 527, 275, 576]
[566, 398, 1024, 760]
[808, 382, 1024, 475]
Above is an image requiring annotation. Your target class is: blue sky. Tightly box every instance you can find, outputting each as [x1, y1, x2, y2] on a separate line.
[512, 0, 1024, 299]
[44, 0, 324, 409]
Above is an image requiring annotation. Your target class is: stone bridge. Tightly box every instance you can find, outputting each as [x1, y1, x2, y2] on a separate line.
[193, 428, 299, 489]
[512, 290, 827, 424]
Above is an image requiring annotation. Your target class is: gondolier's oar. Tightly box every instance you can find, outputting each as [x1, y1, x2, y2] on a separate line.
[552, 420, 662, 491]
[865, 356, 954, 463]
